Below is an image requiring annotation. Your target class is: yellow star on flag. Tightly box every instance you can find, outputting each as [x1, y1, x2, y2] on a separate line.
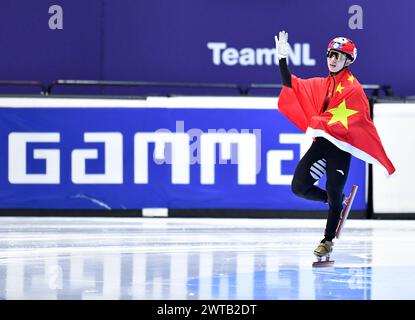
[347, 75, 355, 83]
[336, 82, 345, 94]
[327, 99, 358, 129]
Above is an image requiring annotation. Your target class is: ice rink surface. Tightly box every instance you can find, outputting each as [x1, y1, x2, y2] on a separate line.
[0, 216, 414, 300]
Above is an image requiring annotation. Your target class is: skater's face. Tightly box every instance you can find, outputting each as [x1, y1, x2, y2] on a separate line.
[327, 50, 350, 73]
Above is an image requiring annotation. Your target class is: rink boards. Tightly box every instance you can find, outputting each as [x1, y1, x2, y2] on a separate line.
[0, 96, 367, 211]
[371, 103, 415, 215]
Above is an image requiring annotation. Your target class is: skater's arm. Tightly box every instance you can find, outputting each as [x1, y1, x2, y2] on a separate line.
[275, 31, 292, 88]
[279, 58, 292, 88]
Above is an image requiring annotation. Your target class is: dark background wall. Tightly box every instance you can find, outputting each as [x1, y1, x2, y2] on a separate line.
[0, 0, 413, 96]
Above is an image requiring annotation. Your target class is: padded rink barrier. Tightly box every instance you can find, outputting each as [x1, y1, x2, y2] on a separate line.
[372, 102, 415, 216]
[0, 95, 366, 215]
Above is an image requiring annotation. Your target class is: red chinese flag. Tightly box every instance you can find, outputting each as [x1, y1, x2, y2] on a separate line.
[278, 69, 395, 175]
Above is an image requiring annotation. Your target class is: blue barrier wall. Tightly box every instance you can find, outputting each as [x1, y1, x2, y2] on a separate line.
[0, 97, 366, 210]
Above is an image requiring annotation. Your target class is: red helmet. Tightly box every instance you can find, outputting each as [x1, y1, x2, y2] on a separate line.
[327, 37, 357, 62]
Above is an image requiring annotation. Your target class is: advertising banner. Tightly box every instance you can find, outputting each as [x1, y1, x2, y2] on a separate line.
[0, 96, 366, 210]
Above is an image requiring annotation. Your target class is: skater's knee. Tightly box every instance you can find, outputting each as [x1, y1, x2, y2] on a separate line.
[291, 179, 309, 197]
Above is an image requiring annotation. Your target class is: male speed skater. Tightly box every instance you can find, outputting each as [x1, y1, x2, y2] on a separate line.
[274, 31, 395, 265]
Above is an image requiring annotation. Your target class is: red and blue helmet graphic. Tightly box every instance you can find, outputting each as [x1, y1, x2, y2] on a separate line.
[327, 37, 357, 62]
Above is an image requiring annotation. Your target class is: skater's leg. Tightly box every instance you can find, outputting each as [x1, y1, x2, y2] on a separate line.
[291, 177, 328, 202]
[291, 141, 328, 202]
[323, 148, 351, 241]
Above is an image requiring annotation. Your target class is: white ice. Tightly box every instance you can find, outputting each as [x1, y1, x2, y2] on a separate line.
[0, 217, 414, 300]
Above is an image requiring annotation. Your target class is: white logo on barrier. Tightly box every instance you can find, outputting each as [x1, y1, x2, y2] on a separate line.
[207, 42, 316, 66]
[267, 133, 312, 185]
[48, 5, 63, 30]
[8, 130, 309, 185]
[8, 133, 61, 184]
[153, 121, 262, 175]
[134, 132, 190, 184]
[200, 133, 256, 185]
[72, 132, 123, 184]
[348, 5, 363, 30]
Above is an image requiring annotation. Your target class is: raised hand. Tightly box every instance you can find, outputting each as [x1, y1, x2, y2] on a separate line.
[275, 30, 290, 60]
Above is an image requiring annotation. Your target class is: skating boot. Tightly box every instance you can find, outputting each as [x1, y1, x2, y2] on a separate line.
[312, 240, 334, 267]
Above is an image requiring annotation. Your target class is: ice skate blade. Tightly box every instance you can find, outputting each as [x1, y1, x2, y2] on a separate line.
[312, 260, 335, 268]
[335, 184, 358, 239]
